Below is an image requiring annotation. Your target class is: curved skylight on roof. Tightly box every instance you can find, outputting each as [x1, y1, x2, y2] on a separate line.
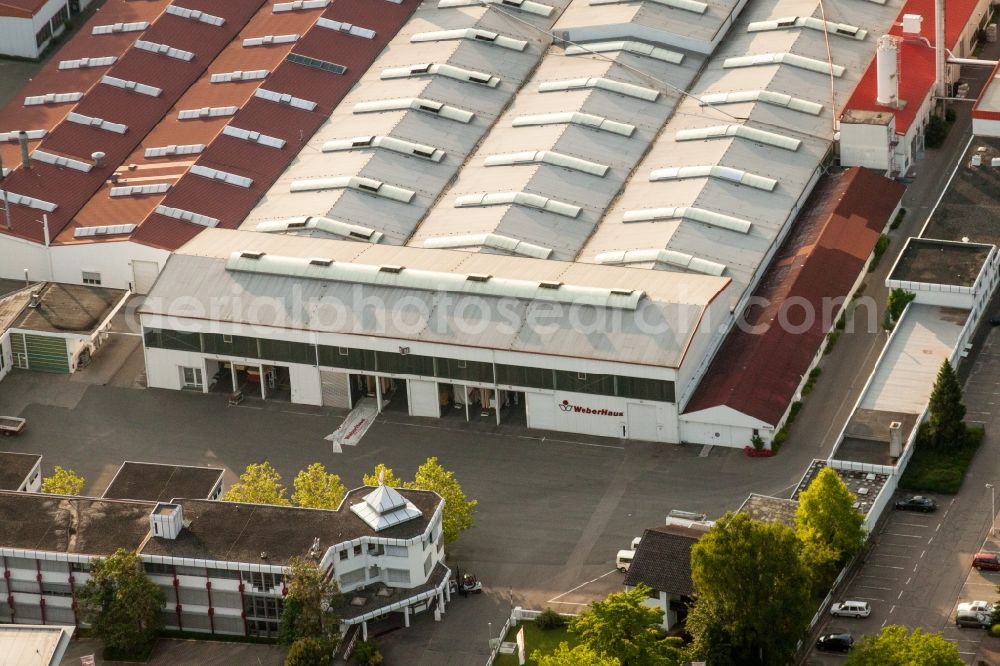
[595, 248, 726, 276]
[165, 5, 225, 26]
[539, 77, 659, 102]
[155, 205, 219, 227]
[110, 184, 170, 197]
[223, 125, 286, 149]
[31, 150, 92, 173]
[589, 0, 707, 15]
[74, 224, 136, 237]
[134, 40, 194, 61]
[437, 0, 554, 16]
[226, 253, 645, 309]
[145, 144, 204, 158]
[697, 90, 822, 115]
[315, 17, 375, 39]
[484, 151, 609, 177]
[323, 135, 445, 162]
[58, 56, 116, 70]
[353, 98, 474, 123]
[101, 75, 162, 97]
[411, 28, 528, 52]
[748, 17, 867, 40]
[723, 53, 845, 77]
[0, 130, 46, 142]
[273, 0, 329, 12]
[381, 64, 501, 88]
[92, 22, 148, 35]
[190, 166, 254, 189]
[650, 165, 777, 191]
[674, 124, 801, 151]
[243, 34, 300, 47]
[289, 176, 415, 203]
[512, 112, 635, 137]
[255, 216, 384, 243]
[254, 88, 317, 111]
[565, 41, 684, 65]
[178, 106, 239, 120]
[623, 207, 752, 233]
[211, 69, 269, 83]
[454, 192, 581, 218]
[423, 233, 553, 259]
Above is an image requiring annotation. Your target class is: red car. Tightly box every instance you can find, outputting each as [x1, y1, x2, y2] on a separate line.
[973, 553, 1000, 571]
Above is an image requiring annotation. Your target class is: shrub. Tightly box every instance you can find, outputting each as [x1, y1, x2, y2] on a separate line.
[536, 608, 567, 630]
[750, 433, 765, 450]
[990, 624, 1000, 638]
[925, 115, 948, 149]
[945, 107, 957, 123]
[354, 640, 383, 666]
[773, 427, 789, 451]
[825, 330, 840, 354]
[890, 208, 906, 230]
[788, 401, 803, 424]
[284, 637, 328, 666]
[868, 234, 890, 272]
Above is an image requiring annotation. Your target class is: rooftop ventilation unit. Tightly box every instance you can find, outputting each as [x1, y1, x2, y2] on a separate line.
[177, 106, 240, 120]
[73, 223, 137, 237]
[747, 16, 867, 40]
[649, 165, 777, 191]
[145, 144, 205, 158]
[438, 0, 554, 17]
[538, 77, 659, 101]
[484, 150, 608, 176]
[190, 165, 253, 188]
[411, 28, 528, 52]
[723, 52, 846, 77]
[92, 21, 149, 35]
[133, 40, 194, 61]
[243, 34, 300, 47]
[58, 56, 116, 70]
[623, 206, 752, 233]
[210, 69, 269, 83]
[565, 41, 683, 64]
[31, 149, 93, 173]
[109, 183, 170, 197]
[255, 216, 383, 243]
[594, 248, 726, 276]
[150, 503, 183, 539]
[590, 0, 707, 15]
[0, 129, 46, 142]
[423, 233, 552, 259]
[538, 280, 563, 289]
[165, 5, 225, 25]
[155, 205, 219, 227]
[674, 124, 801, 151]
[379, 265, 405, 274]
[315, 17, 375, 39]
[322, 135, 444, 162]
[697, 90, 822, 115]
[352, 97, 474, 123]
[254, 88, 317, 111]
[24, 92, 83, 106]
[273, 0, 330, 11]
[381, 63, 500, 88]
[309, 257, 334, 266]
[240, 251, 265, 259]
[0, 189, 57, 212]
[512, 111, 634, 136]
[466, 273, 492, 282]
[289, 176, 415, 203]
[101, 75, 162, 97]
[66, 112, 127, 134]
[454, 191, 581, 218]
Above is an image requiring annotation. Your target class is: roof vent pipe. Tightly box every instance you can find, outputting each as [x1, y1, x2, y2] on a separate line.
[18, 131, 30, 169]
[91, 151, 106, 168]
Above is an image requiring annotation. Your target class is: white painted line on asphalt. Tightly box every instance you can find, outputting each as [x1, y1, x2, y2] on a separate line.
[890, 605, 896, 613]
[920, 550, 926, 559]
[854, 596, 885, 601]
[885, 533, 923, 538]
[895, 522, 931, 528]
[905, 577, 911, 585]
[873, 553, 912, 559]
[547, 569, 617, 603]
[937, 523, 943, 532]
[898, 590, 904, 600]
[857, 585, 891, 591]
[870, 564, 905, 570]
[548, 601, 589, 606]
[913, 564, 919, 573]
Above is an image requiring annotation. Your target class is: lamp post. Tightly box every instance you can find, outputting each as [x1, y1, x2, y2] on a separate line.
[987, 483, 995, 536]
[488, 621, 493, 648]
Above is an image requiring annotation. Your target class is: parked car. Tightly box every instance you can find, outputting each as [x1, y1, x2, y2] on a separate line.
[956, 606, 992, 628]
[959, 600, 994, 613]
[631, 536, 642, 550]
[830, 600, 872, 618]
[895, 495, 937, 512]
[989, 312, 1000, 326]
[816, 633, 854, 653]
[616, 549, 634, 573]
[973, 552, 1000, 571]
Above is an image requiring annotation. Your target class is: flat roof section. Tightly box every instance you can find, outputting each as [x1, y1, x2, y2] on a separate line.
[11, 282, 125, 334]
[792, 460, 889, 517]
[0, 625, 74, 666]
[889, 238, 994, 288]
[683, 168, 905, 425]
[859, 304, 968, 415]
[140, 488, 440, 566]
[0, 491, 156, 555]
[924, 137, 1000, 248]
[102, 461, 224, 502]
[973, 62, 1000, 117]
[834, 409, 919, 466]
[0, 452, 40, 490]
[738, 494, 797, 528]
[0, 286, 32, 332]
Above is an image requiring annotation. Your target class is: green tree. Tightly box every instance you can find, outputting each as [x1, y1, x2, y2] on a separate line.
[41, 466, 84, 495]
[926, 359, 967, 449]
[887, 289, 916, 325]
[569, 585, 682, 666]
[76, 548, 165, 659]
[354, 640, 384, 665]
[796, 467, 866, 595]
[278, 556, 340, 647]
[532, 642, 622, 666]
[284, 637, 329, 666]
[687, 512, 813, 666]
[405, 457, 477, 544]
[362, 463, 402, 488]
[292, 463, 346, 509]
[845, 625, 963, 665]
[223, 462, 290, 505]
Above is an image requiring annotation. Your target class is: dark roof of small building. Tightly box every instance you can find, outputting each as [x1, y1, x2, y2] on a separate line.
[11, 282, 125, 334]
[623, 525, 705, 596]
[0, 452, 40, 490]
[102, 462, 224, 502]
[140, 487, 441, 566]
[684, 168, 906, 425]
[890, 238, 993, 288]
[923, 138, 1000, 248]
[0, 491, 155, 555]
[738, 494, 798, 528]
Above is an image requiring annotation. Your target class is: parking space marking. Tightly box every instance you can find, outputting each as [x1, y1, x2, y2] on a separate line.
[853, 596, 885, 601]
[546, 569, 617, 604]
[871, 553, 911, 559]
[856, 584, 891, 591]
[885, 532, 923, 538]
[895, 522, 931, 528]
[870, 564, 905, 570]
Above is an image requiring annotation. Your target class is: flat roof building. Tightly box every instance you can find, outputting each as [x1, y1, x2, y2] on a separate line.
[102, 461, 225, 502]
[0, 452, 41, 492]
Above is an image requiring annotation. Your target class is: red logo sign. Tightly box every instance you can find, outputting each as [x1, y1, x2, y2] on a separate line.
[559, 399, 623, 418]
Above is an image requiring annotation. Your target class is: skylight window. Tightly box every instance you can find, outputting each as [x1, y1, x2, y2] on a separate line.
[286, 53, 346, 74]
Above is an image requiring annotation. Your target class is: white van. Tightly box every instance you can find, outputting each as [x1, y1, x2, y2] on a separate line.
[631, 536, 642, 550]
[616, 549, 635, 573]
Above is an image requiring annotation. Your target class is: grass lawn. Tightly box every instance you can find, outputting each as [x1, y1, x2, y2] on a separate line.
[495, 622, 579, 665]
[900, 433, 982, 494]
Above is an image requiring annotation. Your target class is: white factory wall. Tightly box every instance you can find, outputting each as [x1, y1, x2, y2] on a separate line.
[973, 117, 1000, 137]
[50, 242, 170, 292]
[526, 390, 678, 442]
[840, 122, 894, 171]
[680, 405, 771, 448]
[0, 0, 70, 59]
[0, 234, 50, 283]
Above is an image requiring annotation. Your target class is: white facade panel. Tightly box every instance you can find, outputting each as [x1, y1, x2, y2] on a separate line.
[627, 403, 658, 441]
[50, 242, 170, 290]
[0, 235, 50, 283]
[839, 122, 892, 172]
[289, 364, 322, 405]
[973, 117, 1000, 138]
[527, 390, 677, 442]
[408, 379, 441, 417]
[132, 259, 160, 294]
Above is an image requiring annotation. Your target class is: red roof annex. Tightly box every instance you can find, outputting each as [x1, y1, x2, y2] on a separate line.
[843, 0, 981, 134]
[682, 168, 906, 426]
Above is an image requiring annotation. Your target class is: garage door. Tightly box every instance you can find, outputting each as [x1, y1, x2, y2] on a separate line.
[408, 380, 441, 417]
[320, 370, 352, 409]
[132, 260, 159, 295]
[10, 333, 69, 373]
[627, 403, 659, 442]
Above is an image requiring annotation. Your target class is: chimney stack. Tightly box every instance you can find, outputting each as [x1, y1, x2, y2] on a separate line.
[91, 151, 106, 168]
[889, 421, 903, 458]
[17, 131, 30, 170]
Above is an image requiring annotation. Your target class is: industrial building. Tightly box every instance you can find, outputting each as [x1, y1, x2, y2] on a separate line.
[0, 0, 90, 59]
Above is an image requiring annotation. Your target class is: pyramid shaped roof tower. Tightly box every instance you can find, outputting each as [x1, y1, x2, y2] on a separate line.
[351, 472, 423, 531]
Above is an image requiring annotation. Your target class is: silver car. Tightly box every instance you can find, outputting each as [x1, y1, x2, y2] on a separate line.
[830, 600, 872, 618]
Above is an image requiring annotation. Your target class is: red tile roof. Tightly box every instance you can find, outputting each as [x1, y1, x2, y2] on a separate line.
[0, 0, 266, 244]
[0, 0, 47, 19]
[843, 0, 981, 134]
[0, 0, 172, 172]
[131, 0, 422, 251]
[683, 168, 906, 426]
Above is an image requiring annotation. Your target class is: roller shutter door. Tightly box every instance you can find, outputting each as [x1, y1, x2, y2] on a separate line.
[12, 333, 69, 373]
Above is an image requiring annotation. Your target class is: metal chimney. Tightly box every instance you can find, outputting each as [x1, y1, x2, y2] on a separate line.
[889, 421, 903, 457]
[91, 151, 106, 168]
[17, 131, 30, 169]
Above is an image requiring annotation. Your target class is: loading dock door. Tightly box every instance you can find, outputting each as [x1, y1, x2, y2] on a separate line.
[320, 370, 352, 409]
[627, 403, 658, 442]
[10, 332, 69, 373]
[132, 260, 159, 295]
[408, 379, 441, 417]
